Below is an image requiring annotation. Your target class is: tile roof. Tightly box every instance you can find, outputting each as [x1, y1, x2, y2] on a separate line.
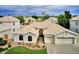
[0, 26, 11, 33]
[0, 16, 20, 22]
[30, 21, 50, 29]
[44, 17, 57, 23]
[44, 24, 77, 35]
[14, 20, 78, 35]
[70, 16, 79, 21]
[13, 25, 38, 35]
[24, 17, 37, 22]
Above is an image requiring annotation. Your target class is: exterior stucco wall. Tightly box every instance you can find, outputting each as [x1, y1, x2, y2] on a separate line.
[70, 20, 79, 33]
[0, 21, 20, 33]
[0, 30, 12, 39]
[23, 33, 38, 43]
[13, 35, 20, 42]
[13, 33, 38, 43]
[13, 22, 20, 32]
[44, 34, 55, 43]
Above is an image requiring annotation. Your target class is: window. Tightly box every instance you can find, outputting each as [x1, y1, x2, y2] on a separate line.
[76, 29, 77, 32]
[75, 29, 78, 32]
[13, 23, 15, 26]
[28, 36, 32, 41]
[0, 22, 2, 23]
[4, 34, 8, 39]
[76, 22, 78, 26]
[19, 35, 23, 40]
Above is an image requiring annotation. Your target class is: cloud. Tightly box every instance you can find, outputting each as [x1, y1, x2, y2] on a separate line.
[0, 5, 79, 16]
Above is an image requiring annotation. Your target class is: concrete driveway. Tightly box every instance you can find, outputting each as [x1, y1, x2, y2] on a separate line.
[46, 43, 79, 54]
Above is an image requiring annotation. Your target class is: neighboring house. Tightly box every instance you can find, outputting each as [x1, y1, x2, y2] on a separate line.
[24, 17, 37, 25]
[0, 16, 20, 33]
[38, 17, 43, 22]
[44, 17, 57, 24]
[13, 21, 78, 45]
[70, 16, 79, 33]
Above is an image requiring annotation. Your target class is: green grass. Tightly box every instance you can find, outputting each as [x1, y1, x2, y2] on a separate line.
[5, 46, 47, 54]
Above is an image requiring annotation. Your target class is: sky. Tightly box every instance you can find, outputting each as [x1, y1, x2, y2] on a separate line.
[0, 5, 79, 16]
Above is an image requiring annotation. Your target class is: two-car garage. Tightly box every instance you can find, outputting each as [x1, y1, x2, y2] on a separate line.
[45, 31, 77, 44]
[55, 31, 77, 44]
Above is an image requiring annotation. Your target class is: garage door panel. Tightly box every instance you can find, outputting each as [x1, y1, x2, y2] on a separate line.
[55, 39, 73, 44]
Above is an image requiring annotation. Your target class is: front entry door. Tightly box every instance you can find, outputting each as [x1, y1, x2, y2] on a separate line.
[4, 34, 8, 39]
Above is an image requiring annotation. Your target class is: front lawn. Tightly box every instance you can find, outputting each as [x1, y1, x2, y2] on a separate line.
[5, 46, 47, 54]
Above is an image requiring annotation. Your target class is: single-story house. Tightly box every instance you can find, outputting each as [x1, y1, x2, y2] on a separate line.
[13, 21, 78, 45]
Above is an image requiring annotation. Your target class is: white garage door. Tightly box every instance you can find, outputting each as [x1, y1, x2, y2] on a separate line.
[55, 37, 75, 44]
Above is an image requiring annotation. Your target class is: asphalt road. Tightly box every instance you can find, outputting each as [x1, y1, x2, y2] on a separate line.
[46, 43, 79, 54]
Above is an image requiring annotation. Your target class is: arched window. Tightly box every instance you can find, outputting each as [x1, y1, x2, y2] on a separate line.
[19, 35, 23, 40]
[28, 36, 32, 41]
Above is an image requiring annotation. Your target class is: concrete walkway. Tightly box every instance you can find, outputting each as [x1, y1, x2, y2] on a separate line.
[0, 50, 7, 54]
[46, 44, 79, 54]
[0, 48, 10, 54]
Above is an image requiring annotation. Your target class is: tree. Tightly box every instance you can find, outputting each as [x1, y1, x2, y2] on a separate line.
[32, 15, 38, 19]
[32, 15, 38, 21]
[42, 12, 49, 21]
[64, 11, 72, 19]
[8, 43, 11, 48]
[58, 11, 72, 29]
[0, 16, 3, 17]
[42, 15, 49, 21]
[16, 16, 25, 24]
[58, 15, 64, 26]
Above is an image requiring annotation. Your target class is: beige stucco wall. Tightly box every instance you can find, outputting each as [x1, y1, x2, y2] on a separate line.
[23, 33, 38, 43]
[13, 32, 38, 43]
[0, 29, 12, 39]
[0, 21, 20, 33]
[70, 20, 79, 33]
[44, 34, 55, 44]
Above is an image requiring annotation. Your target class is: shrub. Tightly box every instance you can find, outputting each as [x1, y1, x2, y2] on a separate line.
[8, 44, 11, 48]
[0, 38, 7, 46]
[0, 48, 8, 52]
[0, 38, 3, 41]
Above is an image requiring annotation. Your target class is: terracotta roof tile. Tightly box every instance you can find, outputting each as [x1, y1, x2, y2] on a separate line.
[14, 21, 78, 35]
[71, 16, 79, 21]
[0, 16, 20, 22]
